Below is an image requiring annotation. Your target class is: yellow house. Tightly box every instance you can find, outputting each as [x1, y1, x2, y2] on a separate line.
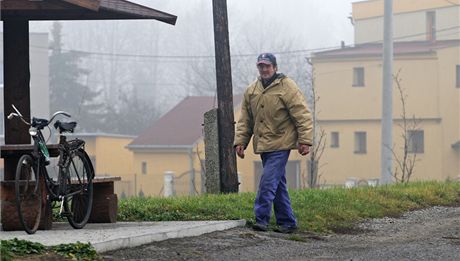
[312, 0, 460, 185]
[69, 133, 135, 198]
[127, 96, 311, 197]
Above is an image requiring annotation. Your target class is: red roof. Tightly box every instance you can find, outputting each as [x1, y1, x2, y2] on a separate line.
[128, 96, 243, 149]
[313, 40, 460, 59]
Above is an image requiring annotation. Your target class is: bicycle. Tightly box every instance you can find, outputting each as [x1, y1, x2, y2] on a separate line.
[7, 104, 94, 234]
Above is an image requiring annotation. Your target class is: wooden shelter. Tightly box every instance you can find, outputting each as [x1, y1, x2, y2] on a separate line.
[1, 0, 176, 230]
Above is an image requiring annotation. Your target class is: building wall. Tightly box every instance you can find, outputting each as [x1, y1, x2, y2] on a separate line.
[73, 134, 135, 197]
[437, 47, 460, 179]
[132, 149, 203, 197]
[313, 46, 459, 184]
[353, 1, 460, 44]
[353, 0, 458, 20]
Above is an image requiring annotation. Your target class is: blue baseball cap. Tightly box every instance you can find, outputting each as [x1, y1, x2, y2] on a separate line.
[257, 53, 277, 66]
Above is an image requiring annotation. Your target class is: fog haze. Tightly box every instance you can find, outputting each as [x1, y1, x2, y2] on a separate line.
[27, 0, 357, 134]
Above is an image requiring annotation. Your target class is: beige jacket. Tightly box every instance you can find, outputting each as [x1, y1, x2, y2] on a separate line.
[234, 74, 313, 154]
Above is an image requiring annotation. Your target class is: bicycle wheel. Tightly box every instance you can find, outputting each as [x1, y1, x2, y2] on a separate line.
[15, 154, 42, 234]
[63, 149, 93, 229]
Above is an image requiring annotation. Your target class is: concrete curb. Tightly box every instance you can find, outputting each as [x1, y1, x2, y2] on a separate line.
[0, 220, 247, 253]
[93, 220, 246, 252]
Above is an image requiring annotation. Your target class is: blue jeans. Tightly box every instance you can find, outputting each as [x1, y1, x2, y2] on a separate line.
[254, 150, 297, 228]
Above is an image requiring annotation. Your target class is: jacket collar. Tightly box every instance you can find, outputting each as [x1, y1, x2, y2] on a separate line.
[257, 73, 286, 91]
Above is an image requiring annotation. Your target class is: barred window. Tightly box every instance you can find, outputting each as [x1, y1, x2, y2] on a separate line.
[353, 67, 365, 87]
[141, 161, 147, 175]
[330, 132, 339, 148]
[354, 131, 367, 154]
[408, 130, 424, 153]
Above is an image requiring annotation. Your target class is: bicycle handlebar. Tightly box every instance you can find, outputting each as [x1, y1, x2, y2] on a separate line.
[7, 104, 71, 127]
[49, 111, 71, 124]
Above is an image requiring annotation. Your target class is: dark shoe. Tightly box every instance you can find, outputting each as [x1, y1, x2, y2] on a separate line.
[274, 226, 298, 234]
[252, 223, 269, 232]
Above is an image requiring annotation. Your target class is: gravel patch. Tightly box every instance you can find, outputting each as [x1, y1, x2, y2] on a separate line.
[103, 206, 460, 261]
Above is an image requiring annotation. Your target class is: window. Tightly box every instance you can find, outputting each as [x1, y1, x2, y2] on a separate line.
[353, 67, 365, 87]
[330, 132, 339, 148]
[141, 161, 147, 175]
[456, 65, 460, 88]
[426, 11, 436, 41]
[354, 132, 367, 154]
[408, 130, 424, 153]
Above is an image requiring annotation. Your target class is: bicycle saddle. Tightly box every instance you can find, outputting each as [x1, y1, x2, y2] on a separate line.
[54, 120, 77, 133]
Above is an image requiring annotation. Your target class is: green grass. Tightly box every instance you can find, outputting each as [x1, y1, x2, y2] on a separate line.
[119, 181, 460, 233]
[0, 239, 98, 261]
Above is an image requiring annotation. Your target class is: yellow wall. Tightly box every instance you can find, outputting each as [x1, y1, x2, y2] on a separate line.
[352, 0, 458, 20]
[77, 135, 135, 198]
[132, 148, 204, 197]
[313, 46, 460, 185]
[353, 0, 460, 43]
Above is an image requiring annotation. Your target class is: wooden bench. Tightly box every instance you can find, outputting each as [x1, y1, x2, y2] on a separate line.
[0, 144, 120, 231]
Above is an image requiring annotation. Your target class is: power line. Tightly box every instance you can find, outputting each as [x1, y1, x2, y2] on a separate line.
[29, 25, 460, 62]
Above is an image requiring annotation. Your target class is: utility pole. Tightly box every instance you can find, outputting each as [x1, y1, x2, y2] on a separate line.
[381, 0, 394, 184]
[212, 0, 238, 193]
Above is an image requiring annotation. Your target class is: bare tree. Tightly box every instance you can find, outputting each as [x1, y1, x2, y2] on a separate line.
[390, 70, 420, 183]
[305, 65, 326, 188]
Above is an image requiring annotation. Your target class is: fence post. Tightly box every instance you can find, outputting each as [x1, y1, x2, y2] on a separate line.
[164, 171, 175, 197]
[203, 109, 221, 193]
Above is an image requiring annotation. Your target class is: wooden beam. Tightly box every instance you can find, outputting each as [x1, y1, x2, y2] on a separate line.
[212, 0, 238, 193]
[63, 0, 100, 11]
[3, 19, 31, 180]
[0, 0, 72, 10]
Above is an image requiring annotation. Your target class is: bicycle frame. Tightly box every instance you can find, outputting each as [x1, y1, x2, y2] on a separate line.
[9, 104, 94, 233]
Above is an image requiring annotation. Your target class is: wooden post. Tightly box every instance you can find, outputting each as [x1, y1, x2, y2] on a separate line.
[212, 0, 238, 193]
[3, 19, 31, 180]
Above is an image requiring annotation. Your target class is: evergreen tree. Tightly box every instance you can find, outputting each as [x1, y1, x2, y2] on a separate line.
[49, 22, 103, 132]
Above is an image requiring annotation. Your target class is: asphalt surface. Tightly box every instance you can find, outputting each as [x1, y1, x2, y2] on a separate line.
[0, 220, 246, 253]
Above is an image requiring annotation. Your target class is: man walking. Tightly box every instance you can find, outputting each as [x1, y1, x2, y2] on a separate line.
[234, 53, 313, 233]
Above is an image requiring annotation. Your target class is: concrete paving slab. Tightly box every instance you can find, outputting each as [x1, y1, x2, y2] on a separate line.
[0, 220, 246, 252]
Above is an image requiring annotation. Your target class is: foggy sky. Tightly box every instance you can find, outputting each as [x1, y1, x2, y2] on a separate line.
[131, 0, 356, 54]
[25, 0, 359, 125]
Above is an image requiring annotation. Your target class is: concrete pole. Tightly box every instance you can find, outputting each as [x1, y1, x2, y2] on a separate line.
[380, 0, 394, 184]
[164, 171, 175, 197]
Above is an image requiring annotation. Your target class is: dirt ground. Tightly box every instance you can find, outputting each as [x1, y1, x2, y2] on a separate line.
[103, 206, 460, 261]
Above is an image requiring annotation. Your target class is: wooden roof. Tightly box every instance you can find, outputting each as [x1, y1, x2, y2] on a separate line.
[1, 0, 177, 24]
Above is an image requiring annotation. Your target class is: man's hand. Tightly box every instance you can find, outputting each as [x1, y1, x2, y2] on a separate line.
[235, 145, 245, 159]
[298, 144, 310, 156]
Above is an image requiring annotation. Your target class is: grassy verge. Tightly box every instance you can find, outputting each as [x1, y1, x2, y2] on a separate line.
[2, 181, 459, 260]
[119, 181, 460, 233]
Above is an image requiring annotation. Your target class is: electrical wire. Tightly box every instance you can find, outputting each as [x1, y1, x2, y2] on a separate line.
[27, 25, 460, 62]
